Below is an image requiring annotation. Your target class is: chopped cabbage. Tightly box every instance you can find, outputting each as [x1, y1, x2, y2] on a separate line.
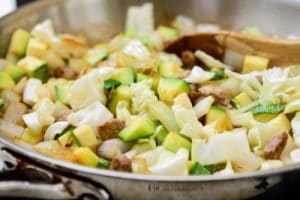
[23, 78, 42, 106]
[172, 100, 204, 139]
[172, 15, 195, 35]
[248, 114, 291, 155]
[69, 67, 116, 109]
[131, 80, 158, 113]
[184, 66, 215, 84]
[44, 121, 69, 141]
[116, 101, 133, 125]
[284, 99, 300, 113]
[125, 3, 154, 37]
[159, 52, 182, 66]
[192, 128, 263, 172]
[34, 98, 55, 126]
[195, 50, 233, 70]
[31, 19, 56, 44]
[260, 160, 283, 171]
[135, 147, 189, 176]
[123, 40, 151, 59]
[67, 101, 113, 133]
[290, 148, 300, 163]
[22, 112, 43, 134]
[291, 112, 300, 147]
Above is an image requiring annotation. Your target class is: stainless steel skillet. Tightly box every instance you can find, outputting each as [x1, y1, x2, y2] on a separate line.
[1, 0, 300, 199]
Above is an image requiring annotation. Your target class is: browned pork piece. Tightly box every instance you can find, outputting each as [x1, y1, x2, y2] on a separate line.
[263, 132, 288, 160]
[110, 154, 132, 172]
[97, 119, 126, 141]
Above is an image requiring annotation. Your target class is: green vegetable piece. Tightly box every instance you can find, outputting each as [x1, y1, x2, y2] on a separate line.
[162, 132, 191, 153]
[0, 72, 15, 89]
[0, 98, 4, 110]
[136, 73, 160, 91]
[55, 126, 75, 138]
[230, 99, 239, 109]
[118, 116, 156, 142]
[132, 138, 156, 154]
[87, 48, 108, 67]
[157, 77, 190, 104]
[211, 69, 225, 80]
[187, 161, 197, 172]
[108, 85, 131, 114]
[206, 106, 232, 132]
[136, 73, 149, 82]
[114, 67, 135, 85]
[154, 125, 169, 144]
[189, 162, 211, 175]
[97, 158, 111, 169]
[104, 79, 121, 90]
[251, 103, 284, 115]
[18, 56, 49, 83]
[33, 64, 49, 83]
[148, 101, 180, 132]
[204, 163, 226, 173]
[55, 85, 71, 105]
[5, 63, 26, 82]
[58, 129, 80, 148]
[8, 29, 31, 57]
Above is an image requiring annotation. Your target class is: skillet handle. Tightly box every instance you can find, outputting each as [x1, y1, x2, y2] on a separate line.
[0, 145, 111, 200]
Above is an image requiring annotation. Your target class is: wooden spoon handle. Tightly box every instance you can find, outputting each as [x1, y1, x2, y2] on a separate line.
[165, 31, 300, 66]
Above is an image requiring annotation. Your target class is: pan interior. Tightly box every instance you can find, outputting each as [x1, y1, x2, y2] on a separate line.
[1, 0, 300, 181]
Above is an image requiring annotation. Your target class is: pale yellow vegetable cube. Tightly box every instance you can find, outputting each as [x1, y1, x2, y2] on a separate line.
[73, 125, 98, 149]
[243, 55, 269, 73]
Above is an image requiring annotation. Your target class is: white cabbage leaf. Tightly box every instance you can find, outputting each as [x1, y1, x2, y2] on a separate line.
[195, 50, 232, 70]
[194, 96, 215, 119]
[172, 100, 204, 139]
[23, 78, 42, 106]
[125, 3, 154, 37]
[116, 101, 134, 125]
[284, 99, 300, 113]
[192, 128, 263, 172]
[291, 112, 300, 147]
[247, 114, 291, 155]
[172, 15, 195, 35]
[260, 160, 283, 171]
[159, 52, 182, 66]
[22, 98, 55, 134]
[134, 147, 189, 176]
[67, 101, 113, 133]
[290, 148, 300, 163]
[44, 121, 69, 141]
[184, 66, 214, 84]
[31, 19, 56, 44]
[131, 80, 158, 113]
[69, 67, 116, 109]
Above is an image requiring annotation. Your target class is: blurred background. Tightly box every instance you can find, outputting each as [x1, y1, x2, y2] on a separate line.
[0, 0, 35, 17]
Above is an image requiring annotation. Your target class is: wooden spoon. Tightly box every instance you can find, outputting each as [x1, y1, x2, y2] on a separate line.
[164, 30, 300, 67]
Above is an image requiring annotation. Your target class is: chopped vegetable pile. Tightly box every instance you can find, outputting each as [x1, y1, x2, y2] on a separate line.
[1, 3, 300, 176]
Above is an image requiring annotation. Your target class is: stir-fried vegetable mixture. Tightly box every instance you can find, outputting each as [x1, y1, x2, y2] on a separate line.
[1, 3, 300, 176]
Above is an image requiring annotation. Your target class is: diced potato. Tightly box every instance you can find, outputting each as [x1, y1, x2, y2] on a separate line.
[21, 128, 43, 144]
[73, 147, 101, 167]
[242, 55, 269, 73]
[73, 125, 99, 149]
